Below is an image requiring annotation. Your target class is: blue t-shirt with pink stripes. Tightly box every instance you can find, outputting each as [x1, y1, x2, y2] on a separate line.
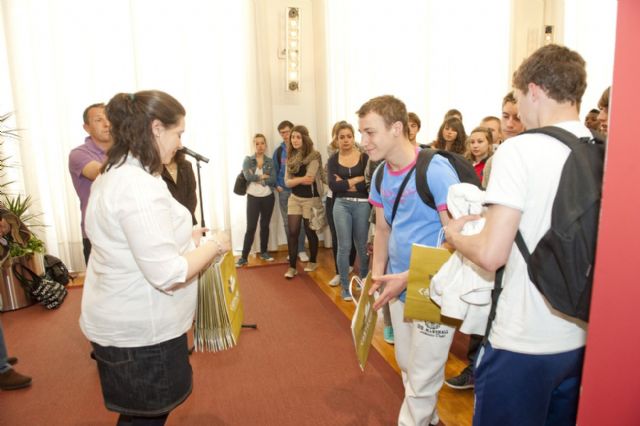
[369, 152, 459, 301]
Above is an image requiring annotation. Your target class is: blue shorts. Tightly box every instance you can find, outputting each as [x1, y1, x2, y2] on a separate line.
[473, 342, 585, 426]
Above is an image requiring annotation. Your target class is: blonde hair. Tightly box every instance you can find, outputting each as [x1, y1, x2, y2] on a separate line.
[465, 126, 494, 162]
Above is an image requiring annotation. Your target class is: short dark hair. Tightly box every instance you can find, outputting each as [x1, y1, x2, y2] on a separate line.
[356, 95, 409, 137]
[83, 103, 105, 124]
[103, 91, 185, 175]
[408, 112, 421, 129]
[513, 44, 587, 106]
[444, 109, 462, 122]
[588, 108, 600, 114]
[277, 120, 294, 132]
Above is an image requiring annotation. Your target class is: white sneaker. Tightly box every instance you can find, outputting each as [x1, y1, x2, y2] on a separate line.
[284, 267, 298, 279]
[303, 262, 318, 272]
[298, 251, 309, 262]
[328, 275, 340, 287]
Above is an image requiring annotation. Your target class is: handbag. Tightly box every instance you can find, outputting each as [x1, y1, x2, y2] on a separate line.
[233, 171, 247, 196]
[12, 262, 67, 309]
[309, 198, 327, 231]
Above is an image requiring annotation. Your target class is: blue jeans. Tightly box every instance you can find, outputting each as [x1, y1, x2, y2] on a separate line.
[473, 342, 585, 426]
[0, 319, 10, 373]
[333, 198, 370, 290]
[277, 190, 305, 252]
[91, 333, 192, 417]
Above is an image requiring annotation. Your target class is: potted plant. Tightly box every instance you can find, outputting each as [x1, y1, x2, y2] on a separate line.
[0, 113, 46, 311]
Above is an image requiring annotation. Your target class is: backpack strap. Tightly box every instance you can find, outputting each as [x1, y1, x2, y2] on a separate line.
[482, 265, 504, 345]
[390, 165, 417, 224]
[514, 230, 530, 263]
[374, 160, 386, 195]
[522, 126, 600, 149]
[415, 149, 437, 210]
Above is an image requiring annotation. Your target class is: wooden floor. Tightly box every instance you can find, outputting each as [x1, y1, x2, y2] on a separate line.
[241, 247, 474, 426]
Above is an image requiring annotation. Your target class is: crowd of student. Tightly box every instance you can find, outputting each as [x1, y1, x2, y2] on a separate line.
[235, 44, 609, 426]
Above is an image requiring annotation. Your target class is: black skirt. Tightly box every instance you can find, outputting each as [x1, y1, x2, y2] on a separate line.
[91, 333, 192, 416]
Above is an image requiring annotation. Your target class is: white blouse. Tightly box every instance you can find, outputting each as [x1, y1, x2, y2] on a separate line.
[80, 156, 196, 347]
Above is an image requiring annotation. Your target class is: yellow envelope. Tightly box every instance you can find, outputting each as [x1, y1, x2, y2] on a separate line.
[218, 251, 244, 343]
[404, 244, 452, 323]
[351, 273, 378, 371]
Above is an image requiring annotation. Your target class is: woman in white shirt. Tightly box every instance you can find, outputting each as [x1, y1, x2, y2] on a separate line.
[80, 90, 230, 426]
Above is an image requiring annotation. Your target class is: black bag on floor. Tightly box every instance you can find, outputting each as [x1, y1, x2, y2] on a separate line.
[12, 262, 67, 309]
[44, 254, 70, 286]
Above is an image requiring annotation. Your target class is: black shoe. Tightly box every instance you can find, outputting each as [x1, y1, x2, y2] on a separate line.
[445, 365, 474, 389]
[7, 357, 17, 366]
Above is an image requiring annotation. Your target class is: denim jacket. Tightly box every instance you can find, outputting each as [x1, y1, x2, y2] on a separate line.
[242, 155, 276, 188]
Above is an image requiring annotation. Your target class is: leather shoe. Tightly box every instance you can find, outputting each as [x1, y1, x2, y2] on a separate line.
[7, 357, 17, 366]
[0, 368, 32, 390]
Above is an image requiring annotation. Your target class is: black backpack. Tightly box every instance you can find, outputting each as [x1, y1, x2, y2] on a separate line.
[374, 148, 481, 211]
[44, 254, 70, 286]
[514, 126, 605, 322]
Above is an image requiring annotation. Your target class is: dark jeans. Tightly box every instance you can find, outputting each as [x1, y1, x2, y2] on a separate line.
[241, 193, 275, 259]
[473, 342, 584, 426]
[91, 333, 192, 417]
[83, 238, 92, 265]
[326, 196, 356, 274]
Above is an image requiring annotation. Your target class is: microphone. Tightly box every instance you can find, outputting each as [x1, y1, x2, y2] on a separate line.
[180, 146, 210, 163]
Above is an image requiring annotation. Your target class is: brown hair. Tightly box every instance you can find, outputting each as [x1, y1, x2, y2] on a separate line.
[444, 109, 463, 122]
[277, 120, 294, 132]
[287, 125, 314, 159]
[502, 91, 517, 107]
[513, 44, 587, 106]
[103, 90, 185, 175]
[83, 103, 105, 124]
[408, 112, 421, 129]
[434, 117, 467, 154]
[356, 95, 409, 137]
[598, 87, 610, 110]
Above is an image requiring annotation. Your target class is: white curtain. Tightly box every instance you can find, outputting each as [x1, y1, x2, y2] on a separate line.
[0, 0, 264, 271]
[322, 0, 511, 143]
[563, 0, 617, 115]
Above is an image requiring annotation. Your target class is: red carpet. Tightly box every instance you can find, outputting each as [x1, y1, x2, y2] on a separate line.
[1, 264, 403, 425]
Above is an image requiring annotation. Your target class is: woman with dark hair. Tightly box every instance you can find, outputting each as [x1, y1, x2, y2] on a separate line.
[284, 125, 322, 279]
[433, 117, 467, 154]
[80, 90, 230, 426]
[161, 150, 197, 225]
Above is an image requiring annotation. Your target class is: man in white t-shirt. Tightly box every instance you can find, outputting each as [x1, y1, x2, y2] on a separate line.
[445, 44, 589, 425]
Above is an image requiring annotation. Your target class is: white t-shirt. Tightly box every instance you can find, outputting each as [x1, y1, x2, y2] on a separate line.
[246, 167, 272, 197]
[80, 156, 196, 348]
[484, 121, 589, 354]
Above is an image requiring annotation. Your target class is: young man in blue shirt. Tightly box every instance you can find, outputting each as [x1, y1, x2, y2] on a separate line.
[359, 95, 459, 426]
